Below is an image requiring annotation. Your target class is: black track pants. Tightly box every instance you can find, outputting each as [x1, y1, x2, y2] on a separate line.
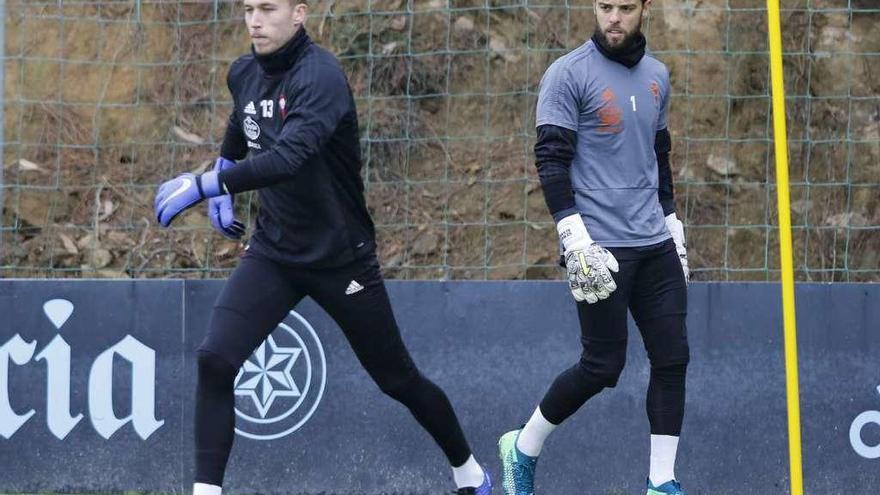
[539, 239, 690, 435]
[194, 251, 472, 485]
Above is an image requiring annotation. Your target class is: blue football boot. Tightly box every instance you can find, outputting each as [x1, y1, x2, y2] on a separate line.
[454, 466, 492, 495]
[498, 429, 537, 495]
[647, 478, 687, 495]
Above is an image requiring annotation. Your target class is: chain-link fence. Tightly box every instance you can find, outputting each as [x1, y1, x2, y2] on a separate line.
[1, 1, 878, 280]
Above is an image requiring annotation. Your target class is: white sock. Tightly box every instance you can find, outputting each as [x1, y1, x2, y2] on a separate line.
[193, 483, 221, 495]
[452, 455, 484, 489]
[649, 434, 680, 486]
[515, 406, 557, 457]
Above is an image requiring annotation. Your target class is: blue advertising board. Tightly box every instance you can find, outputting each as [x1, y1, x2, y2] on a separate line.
[1, 281, 878, 494]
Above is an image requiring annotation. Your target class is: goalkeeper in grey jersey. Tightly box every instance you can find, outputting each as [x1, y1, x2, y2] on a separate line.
[498, 1, 691, 494]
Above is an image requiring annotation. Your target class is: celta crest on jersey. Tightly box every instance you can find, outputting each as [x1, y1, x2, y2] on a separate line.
[650, 81, 662, 107]
[243, 116, 261, 141]
[598, 88, 624, 134]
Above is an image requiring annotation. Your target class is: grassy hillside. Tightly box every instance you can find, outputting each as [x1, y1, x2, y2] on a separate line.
[2, 1, 877, 280]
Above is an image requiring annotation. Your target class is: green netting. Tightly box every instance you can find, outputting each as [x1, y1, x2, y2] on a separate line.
[1, 0, 878, 280]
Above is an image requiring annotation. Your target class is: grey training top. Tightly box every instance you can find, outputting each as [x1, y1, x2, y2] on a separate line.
[536, 39, 672, 247]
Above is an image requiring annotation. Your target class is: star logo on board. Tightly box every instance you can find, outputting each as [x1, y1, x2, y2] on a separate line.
[234, 336, 302, 418]
[233, 310, 327, 440]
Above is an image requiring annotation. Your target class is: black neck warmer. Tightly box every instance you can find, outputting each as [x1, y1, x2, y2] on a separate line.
[591, 30, 646, 68]
[253, 27, 311, 76]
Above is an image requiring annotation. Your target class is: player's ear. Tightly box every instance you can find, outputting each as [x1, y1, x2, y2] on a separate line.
[293, 2, 308, 24]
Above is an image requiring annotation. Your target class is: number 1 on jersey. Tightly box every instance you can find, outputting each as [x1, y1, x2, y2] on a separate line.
[630, 95, 637, 112]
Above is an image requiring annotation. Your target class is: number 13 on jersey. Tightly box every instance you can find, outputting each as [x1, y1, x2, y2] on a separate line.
[260, 99, 274, 118]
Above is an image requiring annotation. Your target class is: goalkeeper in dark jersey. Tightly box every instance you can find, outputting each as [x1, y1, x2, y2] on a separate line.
[498, 1, 691, 494]
[153, 1, 491, 494]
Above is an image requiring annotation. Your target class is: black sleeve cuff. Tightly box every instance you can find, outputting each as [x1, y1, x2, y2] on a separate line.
[218, 160, 258, 194]
[218, 149, 296, 194]
[541, 175, 579, 222]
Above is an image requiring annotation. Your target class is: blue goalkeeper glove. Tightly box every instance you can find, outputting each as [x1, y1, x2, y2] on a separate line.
[207, 158, 245, 239]
[154, 170, 224, 228]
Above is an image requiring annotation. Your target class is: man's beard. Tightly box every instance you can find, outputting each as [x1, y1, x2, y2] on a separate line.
[593, 21, 643, 55]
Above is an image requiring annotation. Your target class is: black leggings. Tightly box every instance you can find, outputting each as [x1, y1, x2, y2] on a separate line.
[194, 252, 471, 485]
[539, 239, 690, 436]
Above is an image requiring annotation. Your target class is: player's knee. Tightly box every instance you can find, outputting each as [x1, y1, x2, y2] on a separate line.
[375, 370, 421, 402]
[578, 347, 627, 388]
[650, 361, 688, 385]
[648, 340, 690, 371]
[197, 350, 238, 388]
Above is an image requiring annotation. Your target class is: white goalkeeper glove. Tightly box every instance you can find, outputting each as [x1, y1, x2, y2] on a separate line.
[665, 212, 689, 284]
[557, 213, 619, 303]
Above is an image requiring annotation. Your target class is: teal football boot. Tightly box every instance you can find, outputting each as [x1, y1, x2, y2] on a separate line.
[647, 478, 687, 495]
[498, 429, 537, 495]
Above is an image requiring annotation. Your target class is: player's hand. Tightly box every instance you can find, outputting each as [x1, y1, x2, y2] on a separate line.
[154, 170, 223, 228]
[557, 213, 619, 303]
[207, 158, 245, 239]
[665, 213, 689, 284]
